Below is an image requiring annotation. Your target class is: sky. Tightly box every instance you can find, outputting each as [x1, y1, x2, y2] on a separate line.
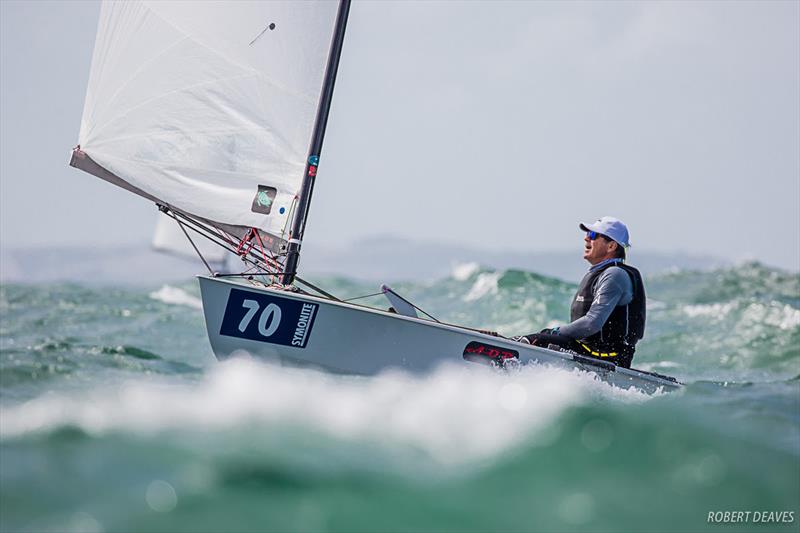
[1, 0, 798, 271]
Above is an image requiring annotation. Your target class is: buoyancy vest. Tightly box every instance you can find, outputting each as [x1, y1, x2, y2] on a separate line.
[569, 262, 646, 366]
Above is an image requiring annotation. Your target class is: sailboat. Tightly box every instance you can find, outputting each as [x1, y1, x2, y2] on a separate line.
[152, 212, 230, 272]
[70, 0, 679, 393]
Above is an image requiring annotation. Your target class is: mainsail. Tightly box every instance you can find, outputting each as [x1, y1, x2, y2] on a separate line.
[72, 0, 346, 271]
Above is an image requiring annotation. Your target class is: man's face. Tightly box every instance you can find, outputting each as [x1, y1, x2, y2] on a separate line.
[583, 232, 616, 265]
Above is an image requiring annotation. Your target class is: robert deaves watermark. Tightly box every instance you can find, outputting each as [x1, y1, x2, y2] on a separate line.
[707, 511, 795, 524]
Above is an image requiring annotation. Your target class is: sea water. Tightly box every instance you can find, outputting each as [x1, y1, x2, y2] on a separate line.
[1, 262, 798, 532]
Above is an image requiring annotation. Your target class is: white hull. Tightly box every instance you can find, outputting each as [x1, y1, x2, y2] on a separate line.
[198, 276, 680, 393]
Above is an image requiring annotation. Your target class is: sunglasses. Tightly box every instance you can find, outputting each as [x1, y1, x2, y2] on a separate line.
[586, 231, 609, 241]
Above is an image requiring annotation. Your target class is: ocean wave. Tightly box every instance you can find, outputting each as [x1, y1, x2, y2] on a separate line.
[462, 272, 501, 301]
[681, 301, 799, 329]
[0, 357, 652, 463]
[148, 285, 203, 310]
[739, 301, 800, 330]
[450, 261, 481, 281]
[682, 301, 738, 319]
[635, 360, 681, 371]
[647, 261, 799, 305]
[2, 266, 799, 532]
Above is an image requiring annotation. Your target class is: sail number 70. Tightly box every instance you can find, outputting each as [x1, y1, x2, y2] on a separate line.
[238, 299, 282, 337]
[219, 288, 318, 349]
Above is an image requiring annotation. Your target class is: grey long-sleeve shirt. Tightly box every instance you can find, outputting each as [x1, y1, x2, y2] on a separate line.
[558, 260, 633, 340]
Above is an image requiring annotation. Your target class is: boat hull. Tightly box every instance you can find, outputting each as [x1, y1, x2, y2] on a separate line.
[198, 276, 680, 393]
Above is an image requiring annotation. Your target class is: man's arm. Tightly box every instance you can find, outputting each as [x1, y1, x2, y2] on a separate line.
[558, 268, 631, 340]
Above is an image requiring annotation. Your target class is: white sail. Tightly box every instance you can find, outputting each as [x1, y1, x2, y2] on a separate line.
[152, 213, 229, 265]
[78, 0, 338, 245]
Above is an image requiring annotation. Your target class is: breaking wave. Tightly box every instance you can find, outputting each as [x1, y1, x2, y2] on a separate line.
[0, 357, 655, 467]
[149, 285, 203, 310]
[1, 261, 798, 532]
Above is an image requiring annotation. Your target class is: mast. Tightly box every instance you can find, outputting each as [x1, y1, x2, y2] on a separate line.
[282, 0, 351, 286]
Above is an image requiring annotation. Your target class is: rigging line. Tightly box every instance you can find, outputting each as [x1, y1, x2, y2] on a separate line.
[166, 208, 243, 256]
[169, 206, 443, 323]
[237, 265, 259, 275]
[380, 284, 439, 322]
[389, 290, 439, 322]
[161, 207, 268, 273]
[280, 195, 297, 239]
[174, 214, 214, 275]
[226, 227, 334, 298]
[161, 206, 337, 300]
[210, 271, 311, 297]
[167, 209, 255, 263]
[215, 271, 292, 277]
[295, 277, 339, 301]
[410, 303, 439, 323]
[232, 228, 283, 274]
[235, 239, 333, 298]
[251, 228, 269, 267]
[257, 242, 279, 286]
[342, 291, 384, 302]
[161, 217, 278, 272]
[242, 247, 280, 274]
[234, 228, 254, 256]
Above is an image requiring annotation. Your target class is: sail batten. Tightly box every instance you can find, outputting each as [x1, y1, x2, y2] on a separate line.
[75, 0, 340, 261]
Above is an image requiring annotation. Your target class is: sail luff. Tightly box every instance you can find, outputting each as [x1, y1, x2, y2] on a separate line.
[282, 0, 352, 286]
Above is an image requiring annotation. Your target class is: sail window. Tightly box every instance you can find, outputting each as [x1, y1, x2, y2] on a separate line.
[251, 186, 278, 215]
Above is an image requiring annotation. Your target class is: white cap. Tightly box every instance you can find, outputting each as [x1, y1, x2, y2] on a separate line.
[579, 216, 631, 248]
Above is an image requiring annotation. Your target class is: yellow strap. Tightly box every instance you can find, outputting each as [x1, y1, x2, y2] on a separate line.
[578, 342, 617, 358]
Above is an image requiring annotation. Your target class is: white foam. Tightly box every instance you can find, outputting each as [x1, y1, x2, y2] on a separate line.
[451, 262, 480, 281]
[463, 272, 500, 302]
[149, 285, 203, 310]
[0, 358, 651, 464]
[682, 302, 736, 319]
[638, 361, 681, 371]
[683, 300, 799, 330]
[740, 302, 800, 331]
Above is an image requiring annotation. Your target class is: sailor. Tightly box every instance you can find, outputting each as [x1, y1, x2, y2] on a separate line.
[518, 217, 646, 368]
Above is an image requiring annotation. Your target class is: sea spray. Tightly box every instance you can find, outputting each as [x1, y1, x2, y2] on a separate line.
[0, 358, 651, 462]
[1, 262, 798, 531]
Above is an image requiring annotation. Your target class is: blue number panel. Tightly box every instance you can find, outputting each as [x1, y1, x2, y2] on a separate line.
[220, 288, 319, 348]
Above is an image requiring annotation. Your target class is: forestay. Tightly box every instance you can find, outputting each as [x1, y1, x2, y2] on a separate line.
[77, 0, 339, 254]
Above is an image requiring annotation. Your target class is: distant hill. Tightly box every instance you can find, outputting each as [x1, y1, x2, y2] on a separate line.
[1, 245, 208, 286]
[1, 236, 730, 286]
[300, 236, 729, 283]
